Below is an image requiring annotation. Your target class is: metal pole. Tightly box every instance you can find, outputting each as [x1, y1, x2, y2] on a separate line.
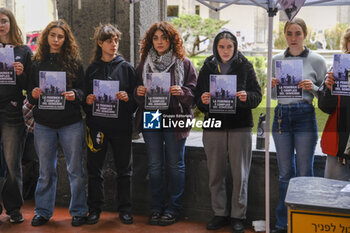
[265, 7, 277, 233]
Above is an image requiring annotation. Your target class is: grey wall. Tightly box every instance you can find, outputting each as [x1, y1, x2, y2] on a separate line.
[56, 0, 166, 68]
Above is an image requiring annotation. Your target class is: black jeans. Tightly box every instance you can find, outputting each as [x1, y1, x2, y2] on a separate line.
[87, 129, 133, 213]
[0, 112, 26, 215]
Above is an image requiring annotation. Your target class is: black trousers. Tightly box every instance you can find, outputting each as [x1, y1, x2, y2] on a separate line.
[87, 129, 133, 213]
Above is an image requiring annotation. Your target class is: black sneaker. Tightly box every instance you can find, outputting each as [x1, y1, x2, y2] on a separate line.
[158, 212, 177, 226]
[72, 216, 87, 226]
[10, 211, 24, 224]
[231, 218, 245, 233]
[206, 216, 230, 230]
[119, 212, 133, 224]
[87, 211, 100, 225]
[149, 212, 161, 225]
[31, 215, 49, 226]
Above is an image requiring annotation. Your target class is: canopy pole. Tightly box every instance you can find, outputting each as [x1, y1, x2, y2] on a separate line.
[265, 7, 277, 233]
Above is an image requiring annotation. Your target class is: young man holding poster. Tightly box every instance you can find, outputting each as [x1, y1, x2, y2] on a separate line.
[195, 29, 262, 233]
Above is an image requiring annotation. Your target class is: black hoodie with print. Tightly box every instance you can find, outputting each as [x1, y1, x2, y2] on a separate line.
[195, 30, 262, 129]
[83, 55, 137, 134]
[28, 53, 85, 128]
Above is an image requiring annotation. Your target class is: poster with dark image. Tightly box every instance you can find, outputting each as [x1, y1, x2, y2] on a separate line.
[280, 0, 306, 21]
[209, 74, 237, 114]
[145, 73, 171, 110]
[332, 54, 350, 96]
[275, 59, 303, 99]
[0, 48, 15, 85]
[93, 79, 119, 118]
[39, 71, 66, 110]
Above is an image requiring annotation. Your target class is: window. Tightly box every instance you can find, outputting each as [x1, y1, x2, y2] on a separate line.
[195, 5, 200, 15]
[167, 5, 179, 17]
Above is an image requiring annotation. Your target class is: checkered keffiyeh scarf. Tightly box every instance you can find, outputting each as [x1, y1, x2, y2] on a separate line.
[23, 97, 34, 133]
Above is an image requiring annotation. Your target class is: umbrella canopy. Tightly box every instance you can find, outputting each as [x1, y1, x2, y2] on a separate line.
[196, 0, 350, 10]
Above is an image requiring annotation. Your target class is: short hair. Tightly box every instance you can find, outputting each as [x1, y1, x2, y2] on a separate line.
[342, 28, 350, 53]
[284, 18, 308, 38]
[90, 24, 122, 62]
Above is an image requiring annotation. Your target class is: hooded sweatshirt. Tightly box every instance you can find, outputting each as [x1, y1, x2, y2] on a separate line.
[84, 55, 137, 134]
[28, 53, 85, 128]
[195, 29, 262, 129]
[0, 45, 32, 124]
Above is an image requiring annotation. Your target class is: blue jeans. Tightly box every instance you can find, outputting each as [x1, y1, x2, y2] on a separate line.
[0, 113, 26, 214]
[272, 102, 318, 229]
[34, 121, 88, 219]
[142, 129, 186, 215]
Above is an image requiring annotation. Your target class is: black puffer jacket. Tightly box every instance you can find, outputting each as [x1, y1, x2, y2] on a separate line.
[195, 30, 262, 129]
[28, 53, 84, 128]
[83, 55, 137, 134]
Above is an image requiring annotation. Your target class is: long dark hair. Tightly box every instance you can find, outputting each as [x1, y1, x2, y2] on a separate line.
[34, 20, 81, 88]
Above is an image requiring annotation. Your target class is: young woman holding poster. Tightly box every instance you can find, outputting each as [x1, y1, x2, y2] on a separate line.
[0, 8, 32, 223]
[318, 28, 350, 181]
[195, 29, 261, 233]
[83, 24, 137, 225]
[28, 20, 88, 227]
[134, 22, 197, 226]
[271, 18, 327, 233]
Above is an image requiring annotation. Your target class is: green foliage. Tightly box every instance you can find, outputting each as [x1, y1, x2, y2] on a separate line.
[190, 55, 207, 73]
[274, 22, 287, 49]
[171, 14, 229, 57]
[246, 56, 267, 95]
[324, 23, 349, 50]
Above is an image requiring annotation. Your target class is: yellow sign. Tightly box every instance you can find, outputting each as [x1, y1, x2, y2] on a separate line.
[289, 209, 350, 233]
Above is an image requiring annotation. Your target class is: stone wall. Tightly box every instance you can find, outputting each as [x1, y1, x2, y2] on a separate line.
[56, 0, 166, 67]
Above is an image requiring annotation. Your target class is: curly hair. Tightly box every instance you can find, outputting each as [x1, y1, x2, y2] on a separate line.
[90, 23, 121, 63]
[342, 28, 350, 54]
[34, 19, 81, 88]
[140, 21, 185, 62]
[0, 8, 23, 46]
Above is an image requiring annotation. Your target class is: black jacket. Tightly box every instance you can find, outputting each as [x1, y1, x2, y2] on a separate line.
[0, 45, 32, 124]
[318, 86, 350, 157]
[195, 29, 262, 130]
[28, 54, 84, 128]
[83, 55, 137, 134]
